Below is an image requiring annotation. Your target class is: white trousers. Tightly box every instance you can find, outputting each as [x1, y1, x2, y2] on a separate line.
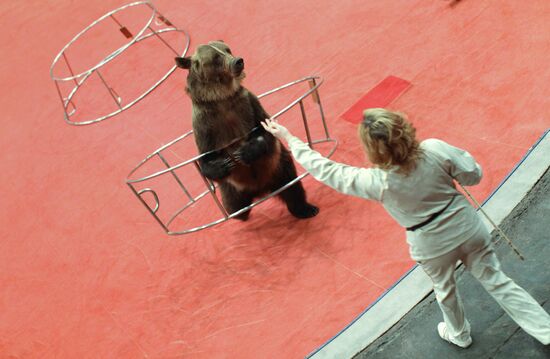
[419, 224, 550, 345]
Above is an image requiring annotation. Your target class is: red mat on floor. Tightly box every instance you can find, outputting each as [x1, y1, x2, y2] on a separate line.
[1, 1, 549, 358]
[341, 76, 411, 124]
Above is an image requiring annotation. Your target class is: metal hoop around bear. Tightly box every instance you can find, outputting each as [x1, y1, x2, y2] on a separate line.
[126, 76, 338, 235]
[50, 1, 190, 125]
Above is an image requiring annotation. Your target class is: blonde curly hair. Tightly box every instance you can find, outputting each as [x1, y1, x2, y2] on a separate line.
[357, 108, 423, 175]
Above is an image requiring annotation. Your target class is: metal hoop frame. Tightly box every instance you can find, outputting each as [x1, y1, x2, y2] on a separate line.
[50, 1, 190, 125]
[126, 76, 338, 235]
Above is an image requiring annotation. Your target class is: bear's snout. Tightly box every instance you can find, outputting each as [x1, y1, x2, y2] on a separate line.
[231, 57, 244, 75]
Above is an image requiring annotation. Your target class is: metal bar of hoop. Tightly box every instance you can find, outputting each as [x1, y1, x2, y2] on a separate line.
[260, 77, 323, 120]
[138, 188, 160, 213]
[147, 26, 180, 56]
[96, 70, 122, 108]
[146, 4, 174, 27]
[308, 79, 320, 104]
[156, 14, 173, 27]
[299, 100, 313, 148]
[127, 130, 197, 184]
[127, 183, 169, 232]
[318, 99, 330, 139]
[258, 76, 318, 98]
[309, 78, 331, 138]
[54, 81, 72, 118]
[166, 189, 212, 227]
[193, 161, 229, 218]
[157, 152, 194, 202]
[62, 53, 79, 86]
[109, 14, 133, 38]
[110, 86, 123, 106]
[109, 14, 124, 28]
[64, 98, 77, 117]
[59, 71, 94, 123]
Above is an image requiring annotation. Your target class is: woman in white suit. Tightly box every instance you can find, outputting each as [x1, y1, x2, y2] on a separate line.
[261, 108, 550, 348]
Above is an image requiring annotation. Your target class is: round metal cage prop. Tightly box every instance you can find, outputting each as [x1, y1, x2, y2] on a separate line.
[50, 1, 190, 125]
[126, 76, 338, 235]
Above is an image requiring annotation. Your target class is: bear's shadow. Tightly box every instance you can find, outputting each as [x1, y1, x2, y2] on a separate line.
[208, 186, 348, 288]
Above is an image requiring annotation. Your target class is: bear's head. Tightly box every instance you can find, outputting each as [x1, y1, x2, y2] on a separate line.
[175, 40, 245, 102]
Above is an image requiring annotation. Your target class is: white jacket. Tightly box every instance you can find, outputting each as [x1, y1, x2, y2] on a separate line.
[287, 137, 485, 261]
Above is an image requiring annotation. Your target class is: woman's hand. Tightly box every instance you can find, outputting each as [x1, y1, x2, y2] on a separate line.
[261, 118, 292, 142]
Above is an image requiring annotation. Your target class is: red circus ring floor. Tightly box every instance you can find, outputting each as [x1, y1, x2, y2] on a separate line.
[1, 0, 549, 358]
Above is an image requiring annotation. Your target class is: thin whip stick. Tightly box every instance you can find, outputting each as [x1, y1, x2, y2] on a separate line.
[459, 183, 525, 261]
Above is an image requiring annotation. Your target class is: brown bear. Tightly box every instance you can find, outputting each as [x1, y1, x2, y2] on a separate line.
[175, 40, 318, 221]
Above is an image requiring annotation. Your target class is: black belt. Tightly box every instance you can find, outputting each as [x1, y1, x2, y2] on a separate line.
[406, 195, 456, 232]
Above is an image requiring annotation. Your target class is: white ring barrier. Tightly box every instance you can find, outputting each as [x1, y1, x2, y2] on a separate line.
[126, 76, 338, 235]
[50, 1, 190, 125]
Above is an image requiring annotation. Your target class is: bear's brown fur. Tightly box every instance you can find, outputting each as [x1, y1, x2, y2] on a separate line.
[175, 40, 318, 220]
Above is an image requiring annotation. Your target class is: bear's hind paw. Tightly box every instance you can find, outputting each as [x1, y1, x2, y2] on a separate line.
[232, 210, 251, 221]
[289, 203, 319, 219]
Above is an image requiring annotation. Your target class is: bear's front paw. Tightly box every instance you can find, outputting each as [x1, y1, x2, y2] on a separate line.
[234, 136, 267, 165]
[234, 149, 253, 165]
[201, 157, 235, 180]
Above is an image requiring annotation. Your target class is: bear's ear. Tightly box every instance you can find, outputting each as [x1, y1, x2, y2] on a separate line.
[175, 57, 192, 69]
[217, 39, 225, 43]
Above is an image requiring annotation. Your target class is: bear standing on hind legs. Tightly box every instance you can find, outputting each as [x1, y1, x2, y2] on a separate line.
[175, 40, 319, 221]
